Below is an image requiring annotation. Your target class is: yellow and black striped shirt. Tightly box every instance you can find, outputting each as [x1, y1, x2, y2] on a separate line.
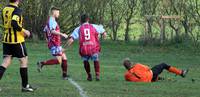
[2, 3, 25, 44]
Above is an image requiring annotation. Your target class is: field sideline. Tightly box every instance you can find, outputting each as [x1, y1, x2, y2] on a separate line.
[0, 41, 200, 97]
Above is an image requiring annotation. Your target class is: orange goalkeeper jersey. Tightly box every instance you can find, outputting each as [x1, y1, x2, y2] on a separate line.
[124, 63, 153, 82]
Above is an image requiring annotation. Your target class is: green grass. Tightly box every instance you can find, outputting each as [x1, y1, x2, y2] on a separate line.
[0, 40, 200, 97]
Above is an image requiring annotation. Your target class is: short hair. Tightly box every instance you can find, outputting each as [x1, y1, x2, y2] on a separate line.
[9, 0, 18, 3]
[80, 14, 90, 23]
[51, 7, 60, 12]
[123, 58, 131, 66]
[123, 58, 132, 70]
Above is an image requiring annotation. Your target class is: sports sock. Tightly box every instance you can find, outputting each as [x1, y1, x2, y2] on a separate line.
[61, 60, 68, 77]
[83, 61, 91, 76]
[94, 61, 100, 77]
[0, 66, 6, 80]
[41, 59, 60, 66]
[168, 66, 182, 75]
[20, 68, 28, 88]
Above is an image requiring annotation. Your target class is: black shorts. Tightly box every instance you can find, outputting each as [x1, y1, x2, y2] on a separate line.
[3, 42, 28, 58]
[151, 63, 170, 81]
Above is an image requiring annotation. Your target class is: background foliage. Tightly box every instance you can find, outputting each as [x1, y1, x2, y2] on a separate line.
[0, 0, 200, 45]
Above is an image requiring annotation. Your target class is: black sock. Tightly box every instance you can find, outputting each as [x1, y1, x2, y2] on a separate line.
[20, 68, 28, 88]
[0, 66, 6, 80]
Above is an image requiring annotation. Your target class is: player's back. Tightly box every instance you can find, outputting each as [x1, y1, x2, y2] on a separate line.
[2, 4, 24, 44]
[79, 23, 100, 56]
[125, 63, 153, 82]
[2, 6, 15, 29]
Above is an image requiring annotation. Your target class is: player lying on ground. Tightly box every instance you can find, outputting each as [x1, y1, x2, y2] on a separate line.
[67, 14, 106, 81]
[0, 0, 36, 92]
[123, 58, 188, 82]
[37, 7, 69, 80]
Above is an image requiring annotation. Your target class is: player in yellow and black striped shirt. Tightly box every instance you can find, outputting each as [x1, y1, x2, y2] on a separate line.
[0, 0, 35, 92]
[2, 0, 27, 43]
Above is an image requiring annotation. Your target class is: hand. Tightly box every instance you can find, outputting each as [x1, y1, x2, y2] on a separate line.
[62, 33, 68, 39]
[67, 38, 74, 46]
[102, 32, 107, 39]
[24, 30, 30, 37]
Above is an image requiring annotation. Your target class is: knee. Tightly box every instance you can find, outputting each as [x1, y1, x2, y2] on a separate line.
[2, 57, 12, 68]
[20, 61, 28, 67]
[62, 54, 67, 60]
[58, 60, 62, 64]
[3, 60, 11, 66]
[160, 63, 170, 69]
[1, 62, 10, 68]
[19, 57, 28, 67]
[160, 63, 167, 65]
[56, 56, 63, 64]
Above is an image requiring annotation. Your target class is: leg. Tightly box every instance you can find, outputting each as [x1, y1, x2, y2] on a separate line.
[37, 56, 61, 72]
[61, 53, 68, 79]
[0, 56, 12, 79]
[83, 56, 92, 81]
[19, 57, 28, 88]
[15, 42, 35, 92]
[41, 46, 62, 65]
[168, 66, 187, 77]
[151, 63, 185, 81]
[151, 63, 170, 81]
[40, 56, 61, 66]
[37, 46, 62, 72]
[19, 57, 35, 92]
[0, 43, 13, 79]
[92, 53, 100, 81]
[168, 66, 182, 75]
[94, 61, 100, 81]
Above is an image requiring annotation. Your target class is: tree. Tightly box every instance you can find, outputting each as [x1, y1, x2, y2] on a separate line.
[140, 0, 160, 43]
[108, 0, 125, 41]
[124, 0, 138, 42]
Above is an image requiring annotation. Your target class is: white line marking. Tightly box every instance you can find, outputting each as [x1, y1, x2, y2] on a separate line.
[68, 78, 89, 97]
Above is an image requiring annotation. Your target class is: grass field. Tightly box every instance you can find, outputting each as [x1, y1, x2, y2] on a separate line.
[0, 40, 200, 97]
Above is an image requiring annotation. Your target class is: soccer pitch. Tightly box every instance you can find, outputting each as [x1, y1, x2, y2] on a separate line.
[0, 41, 200, 97]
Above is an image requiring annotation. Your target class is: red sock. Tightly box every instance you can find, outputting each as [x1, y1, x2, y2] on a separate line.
[84, 61, 91, 76]
[168, 66, 182, 75]
[41, 59, 60, 66]
[94, 61, 100, 77]
[61, 60, 68, 77]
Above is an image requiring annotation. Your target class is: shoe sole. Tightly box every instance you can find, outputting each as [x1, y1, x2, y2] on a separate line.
[22, 89, 35, 92]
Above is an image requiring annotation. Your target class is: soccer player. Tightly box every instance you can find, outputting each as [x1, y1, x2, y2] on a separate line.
[67, 14, 106, 81]
[123, 58, 188, 82]
[37, 7, 69, 80]
[0, 0, 35, 92]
